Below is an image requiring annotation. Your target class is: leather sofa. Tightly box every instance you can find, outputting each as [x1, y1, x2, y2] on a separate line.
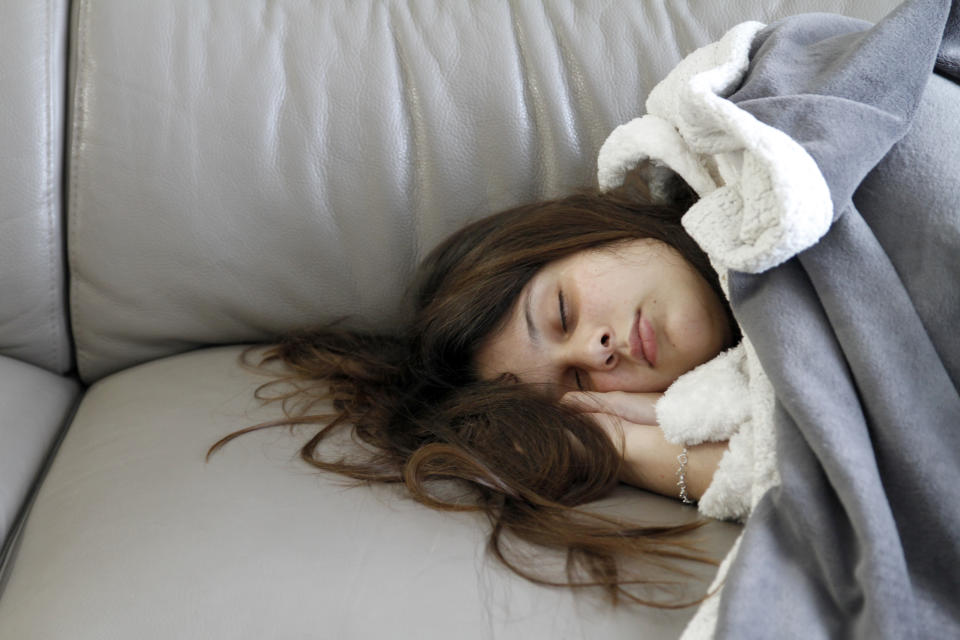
[0, 1, 899, 637]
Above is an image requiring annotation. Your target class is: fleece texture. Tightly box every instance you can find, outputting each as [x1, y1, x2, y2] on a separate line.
[656, 341, 779, 522]
[598, 21, 833, 275]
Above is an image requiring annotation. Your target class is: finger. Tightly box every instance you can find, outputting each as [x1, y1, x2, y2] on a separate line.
[561, 390, 661, 425]
[581, 412, 627, 453]
[559, 391, 606, 413]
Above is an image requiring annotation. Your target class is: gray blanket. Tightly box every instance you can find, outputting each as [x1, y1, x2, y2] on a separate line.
[718, 0, 960, 637]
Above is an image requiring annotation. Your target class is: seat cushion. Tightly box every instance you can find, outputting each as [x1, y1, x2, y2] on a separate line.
[0, 356, 79, 557]
[0, 346, 740, 639]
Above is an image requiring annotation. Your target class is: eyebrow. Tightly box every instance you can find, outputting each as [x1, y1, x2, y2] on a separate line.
[524, 287, 540, 345]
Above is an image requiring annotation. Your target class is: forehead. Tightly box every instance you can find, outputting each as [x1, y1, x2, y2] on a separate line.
[546, 238, 664, 274]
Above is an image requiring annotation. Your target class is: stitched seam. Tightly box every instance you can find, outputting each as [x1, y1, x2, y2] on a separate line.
[68, 0, 91, 381]
[42, 0, 63, 373]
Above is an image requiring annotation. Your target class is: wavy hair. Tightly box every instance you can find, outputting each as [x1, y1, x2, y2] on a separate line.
[209, 184, 736, 607]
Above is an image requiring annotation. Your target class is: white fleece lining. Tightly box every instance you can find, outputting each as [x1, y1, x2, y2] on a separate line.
[597, 20, 834, 275]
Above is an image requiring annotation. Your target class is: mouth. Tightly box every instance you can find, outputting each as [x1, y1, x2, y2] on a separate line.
[629, 311, 658, 367]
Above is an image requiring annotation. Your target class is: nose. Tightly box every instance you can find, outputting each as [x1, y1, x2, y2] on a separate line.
[573, 325, 617, 370]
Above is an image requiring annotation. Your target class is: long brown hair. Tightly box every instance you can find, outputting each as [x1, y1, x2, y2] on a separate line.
[209, 185, 735, 607]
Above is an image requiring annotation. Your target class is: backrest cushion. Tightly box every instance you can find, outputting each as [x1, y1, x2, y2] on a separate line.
[67, 0, 898, 382]
[0, 1, 71, 373]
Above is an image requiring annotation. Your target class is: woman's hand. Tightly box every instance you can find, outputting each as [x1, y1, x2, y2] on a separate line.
[562, 390, 727, 502]
[560, 390, 661, 426]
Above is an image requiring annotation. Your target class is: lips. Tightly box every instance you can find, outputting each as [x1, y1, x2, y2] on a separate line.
[629, 311, 658, 367]
[639, 313, 658, 367]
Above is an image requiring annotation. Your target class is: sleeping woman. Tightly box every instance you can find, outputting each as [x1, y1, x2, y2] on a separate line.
[207, 0, 960, 630]
[208, 181, 761, 606]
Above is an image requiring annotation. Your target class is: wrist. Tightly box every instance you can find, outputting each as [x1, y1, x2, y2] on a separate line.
[618, 423, 680, 494]
[618, 423, 727, 502]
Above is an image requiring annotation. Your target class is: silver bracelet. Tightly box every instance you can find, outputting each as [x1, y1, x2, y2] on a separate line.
[676, 447, 693, 504]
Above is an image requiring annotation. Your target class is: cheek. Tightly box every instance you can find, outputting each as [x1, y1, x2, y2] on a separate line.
[669, 305, 725, 364]
[663, 297, 705, 341]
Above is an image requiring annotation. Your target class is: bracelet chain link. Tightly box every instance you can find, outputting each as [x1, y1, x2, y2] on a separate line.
[677, 447, 693, 504]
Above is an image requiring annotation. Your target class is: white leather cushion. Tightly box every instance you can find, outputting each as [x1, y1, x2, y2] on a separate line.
[66, 0, 900, 382]
[0, 0, 71, 373]
[0, 347, 740, 639]
[0, 356, 79, 553]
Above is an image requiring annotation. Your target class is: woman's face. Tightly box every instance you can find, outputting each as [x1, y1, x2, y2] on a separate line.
[475, 239, 733, 394]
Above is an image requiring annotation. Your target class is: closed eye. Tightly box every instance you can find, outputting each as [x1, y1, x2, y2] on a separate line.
[572, 369, 585, 390]
[558, 290, 568, 333]
[560, 291, 585, 389]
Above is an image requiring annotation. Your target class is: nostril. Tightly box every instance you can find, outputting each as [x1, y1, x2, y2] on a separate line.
[605, 354, 614, 366]
[601, 333, 610, 347]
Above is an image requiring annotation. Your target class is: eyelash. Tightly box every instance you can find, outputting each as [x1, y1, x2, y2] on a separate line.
[558, 290, 569, 333]
[572, 370, 584, 390]
[558, 290, 584, 390]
